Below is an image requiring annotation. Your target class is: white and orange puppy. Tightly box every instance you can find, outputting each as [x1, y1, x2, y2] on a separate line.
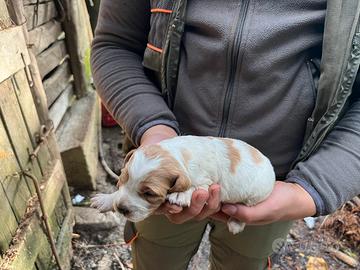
[91, 136, 275, 234]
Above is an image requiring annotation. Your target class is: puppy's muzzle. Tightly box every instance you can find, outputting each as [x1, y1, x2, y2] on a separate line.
[114, 203, 131, 216]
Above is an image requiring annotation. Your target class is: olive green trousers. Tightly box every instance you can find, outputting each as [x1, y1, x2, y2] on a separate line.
[131, 215, 292, 270]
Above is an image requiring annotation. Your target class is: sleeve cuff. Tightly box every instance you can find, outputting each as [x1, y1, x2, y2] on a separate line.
[285, 174, 326, 216]
[133, 119, 180, 147]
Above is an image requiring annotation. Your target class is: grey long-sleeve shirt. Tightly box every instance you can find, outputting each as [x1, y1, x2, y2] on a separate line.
[91, 0, 360, 216]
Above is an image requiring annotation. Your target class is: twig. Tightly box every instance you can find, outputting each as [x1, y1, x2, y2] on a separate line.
[72, 233, 81, 239]
[327, 248, 359, 268]
[320, 215, 330, 228]
[113, 252, 126, 270]
[77, 243, 126, 249]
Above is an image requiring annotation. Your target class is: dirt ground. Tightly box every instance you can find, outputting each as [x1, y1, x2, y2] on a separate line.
[71, 126, 359, 270]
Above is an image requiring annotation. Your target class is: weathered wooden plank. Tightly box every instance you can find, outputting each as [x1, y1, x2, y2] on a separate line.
[61, 177, 73, 208]
[0, 178, 19, 255]
[54, 191, 67, 228]
[28, 20, 62, 55]
[0, 78, 43, 179]
[49, 83, 75, 130]
[0, 79, 41, 187]
[56, 207, 73, 270]
[24, 1, 57, 31]
[37, 40, 68, 79]
[0, 220, 12, 255]
[12, 70, 53, 176]
[0, 0, 12, 30]
[43, 60, 73, 107]
[0, 79, 42, 191]
[0, 160, 67, 270]
[0, 26, 31, 83]
[56, 91, 99, 189]
[63, 0, 93, 96]
[0, 121, 29, 241]
[6, 0, 51, 125]
[28, 48, 51, 125]
[5, 0, 26, 28]
[24, 0, 52, 5]
[36, 207, 61, 270]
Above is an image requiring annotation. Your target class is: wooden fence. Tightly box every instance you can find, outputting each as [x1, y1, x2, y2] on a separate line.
[0, 0, 83, 269]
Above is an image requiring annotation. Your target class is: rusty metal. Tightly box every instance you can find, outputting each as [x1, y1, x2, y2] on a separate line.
[23, 171, 63, 270]
[21, 53, 34, 88]
[30, 120, 54, 160]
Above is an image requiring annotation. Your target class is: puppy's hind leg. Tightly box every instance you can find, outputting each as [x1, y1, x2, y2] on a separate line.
[227, 217, 246, 234]
[166, 187, 196, 207]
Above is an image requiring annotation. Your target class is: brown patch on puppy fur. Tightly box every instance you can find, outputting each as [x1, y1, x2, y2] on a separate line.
[117, 166, 129, 187]
[181, 148, 192, 167]
[143, 144, 170, 161]
[138, 144, 192, 209]
[220, 138, 241, 174]
[249, 145, 263, 165]
[139, 176, 170, 207]
[117, 149, 136, 187]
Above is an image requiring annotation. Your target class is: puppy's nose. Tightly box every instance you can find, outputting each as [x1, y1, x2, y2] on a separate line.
[116, 205, 130, 216]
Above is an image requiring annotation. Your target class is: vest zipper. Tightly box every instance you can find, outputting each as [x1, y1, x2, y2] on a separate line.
[219, 0, 250, 137]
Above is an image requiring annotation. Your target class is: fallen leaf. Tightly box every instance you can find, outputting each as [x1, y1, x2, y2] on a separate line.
[306, 256, 329, 270]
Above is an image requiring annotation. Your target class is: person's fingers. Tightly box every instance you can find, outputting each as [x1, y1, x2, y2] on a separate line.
[195, 185, 221, 220]
[155, 202, 183, 215]
[184, 189, 209, 216]
[207, 185, 221, 210]
[166, 189, 208, 224]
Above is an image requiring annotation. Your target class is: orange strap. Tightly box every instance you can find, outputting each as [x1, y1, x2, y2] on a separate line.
[147, 43, 163, 53]
[151, 8, 173, 14]
[125, 232, 139, 246]
[268, 257, 272, 270]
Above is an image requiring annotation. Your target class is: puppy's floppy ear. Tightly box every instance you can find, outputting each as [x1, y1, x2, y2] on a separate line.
[117, 166, 129, 188]
[139, 180, 168, 205]
[117, 149, 135, 188]
[168, 173, 191, 193]
[124, 149, 136, 164]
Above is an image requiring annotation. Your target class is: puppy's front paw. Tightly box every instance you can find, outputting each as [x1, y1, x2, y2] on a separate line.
[227, 218, 246, 234]
[90, 193, 115, 213]
[166, 187, 195, 207]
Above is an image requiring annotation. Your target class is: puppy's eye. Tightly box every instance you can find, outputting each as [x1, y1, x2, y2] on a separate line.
[143, 190, 157, 197]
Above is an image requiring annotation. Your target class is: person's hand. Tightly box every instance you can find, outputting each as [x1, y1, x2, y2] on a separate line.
[156, 184, 222, 224]
[211, 181, 316, 225]
[140, 124, 178, 146]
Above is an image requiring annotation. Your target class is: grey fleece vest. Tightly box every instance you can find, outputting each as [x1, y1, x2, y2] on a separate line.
[143, 0, 360, 172]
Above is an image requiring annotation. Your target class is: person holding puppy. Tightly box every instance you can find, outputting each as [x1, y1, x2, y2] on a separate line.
[91, 0, 360, 269]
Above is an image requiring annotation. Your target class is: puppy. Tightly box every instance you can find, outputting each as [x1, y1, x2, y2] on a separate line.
[91, 135, 275, 234]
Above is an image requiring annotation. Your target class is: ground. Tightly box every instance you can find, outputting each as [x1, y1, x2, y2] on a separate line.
[71, 126, 359, 270]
